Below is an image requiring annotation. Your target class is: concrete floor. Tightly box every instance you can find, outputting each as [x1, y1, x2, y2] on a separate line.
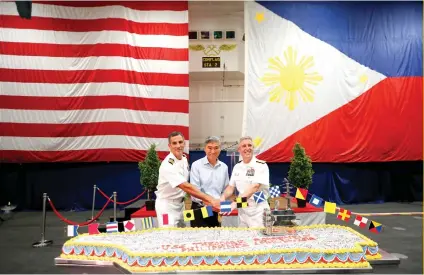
[0, 202, 422, 274]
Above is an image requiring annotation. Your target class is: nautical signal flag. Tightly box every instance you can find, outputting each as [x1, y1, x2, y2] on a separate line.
[269, 186, 281, 198]
[106, 222, 118, 233]
[183, 209, 195, 221]
[295, 188, 308, 200]
[253, 191, 266, 203]
[354, 215, 368, 228]
[88, 223, 100, 235]
[369, 221, 383, 233]
[220, 201, 232, 213]
[142, 217, 153, 229]
[201, 206, 214, 218]
[67, 225, 79, 237]
[337, 208, 351, 221]
[162, 214, 169, 225]
[309, 194, 324, 207]
[123, 220, 135, 232]
[324, 201, 337, 214]
[236, 197, 248, 208]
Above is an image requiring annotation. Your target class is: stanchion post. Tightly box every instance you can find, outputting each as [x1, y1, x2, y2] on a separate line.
[113, 191, 117, 222]
[32, 193, 53, 248]
[87, 185, 97, 222]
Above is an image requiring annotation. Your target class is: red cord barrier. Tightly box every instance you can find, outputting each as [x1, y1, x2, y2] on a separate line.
[48, 196, 112, 226]
[96, 187, 147, 205]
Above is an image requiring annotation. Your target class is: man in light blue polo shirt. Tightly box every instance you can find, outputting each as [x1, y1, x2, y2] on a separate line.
[189, 136, 229, 227]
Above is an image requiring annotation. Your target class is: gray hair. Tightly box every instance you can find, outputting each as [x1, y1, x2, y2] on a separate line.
[239, 136, 253, 144]
[204, 136, 221, 146]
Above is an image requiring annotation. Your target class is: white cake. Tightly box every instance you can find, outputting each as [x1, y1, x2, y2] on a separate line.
[60, 224, 380, 272]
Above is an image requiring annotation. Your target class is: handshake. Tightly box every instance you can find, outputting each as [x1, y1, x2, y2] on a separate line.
[218, 198, 237, 216]
[204, 197, 247, 215]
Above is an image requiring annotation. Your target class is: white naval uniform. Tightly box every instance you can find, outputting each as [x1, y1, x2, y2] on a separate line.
[229, 156, 270, 228]
[155, 152, 190, 228]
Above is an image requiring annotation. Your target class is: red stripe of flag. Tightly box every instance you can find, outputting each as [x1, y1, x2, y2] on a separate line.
[0, 42, 188, 61]
[0, 149, 173, 162]
[0, 69, 189, 87]
[0, 123, 189, 138]
[0, 96, 189, 113]
[0, 15, 188, 36]
[34, 1, 188, 11]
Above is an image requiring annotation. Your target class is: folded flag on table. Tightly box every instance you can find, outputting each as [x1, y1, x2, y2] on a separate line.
[309, 194, 324, 207]
[269, 185, 281, 198]
[67, 225, 79, 237]
[236, 197, 248, 208]
[220, 201, 232, 213]
[253, 191, 266, 203]
[295, 188, 308, 200]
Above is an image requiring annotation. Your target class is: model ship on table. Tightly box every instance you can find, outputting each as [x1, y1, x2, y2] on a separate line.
[262, 180, 300, 236]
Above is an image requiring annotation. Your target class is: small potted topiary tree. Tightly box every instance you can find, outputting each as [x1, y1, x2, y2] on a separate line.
[287, 143, 314, 208]
[138, 144, 161, 211]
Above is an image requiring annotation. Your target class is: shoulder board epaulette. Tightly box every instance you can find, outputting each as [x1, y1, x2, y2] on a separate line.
[183, 154, 187, 158]
[168, 158, 175, 165]
[238, 160, 242, 163]
[256, 160, 266, 164]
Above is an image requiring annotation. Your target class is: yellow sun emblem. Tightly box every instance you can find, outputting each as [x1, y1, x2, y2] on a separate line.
[261, 46, 323, 111]
[253, 137, 263, 148]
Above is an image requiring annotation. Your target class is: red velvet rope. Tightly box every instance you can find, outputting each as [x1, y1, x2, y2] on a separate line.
[48, 196, 112, 226]
[96, 187, 147, 205]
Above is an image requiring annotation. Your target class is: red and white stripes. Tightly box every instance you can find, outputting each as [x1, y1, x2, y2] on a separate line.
[0, 1, 189, 162]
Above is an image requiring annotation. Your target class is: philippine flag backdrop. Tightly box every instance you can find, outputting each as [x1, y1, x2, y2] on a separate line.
[244, 1, 423, 163]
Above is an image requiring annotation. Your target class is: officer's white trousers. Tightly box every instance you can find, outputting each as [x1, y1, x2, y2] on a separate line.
[155, 198, 186, 228]
[238, 201, 270, 228]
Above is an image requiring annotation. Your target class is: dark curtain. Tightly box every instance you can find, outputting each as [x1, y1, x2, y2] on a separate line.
[0, 151, 422, 210]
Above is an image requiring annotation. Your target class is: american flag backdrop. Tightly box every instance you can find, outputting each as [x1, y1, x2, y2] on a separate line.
[0, 1, 189, 162]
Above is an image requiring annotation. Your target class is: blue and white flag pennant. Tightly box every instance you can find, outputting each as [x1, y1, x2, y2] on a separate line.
[309, 194, 324, 207]
[67, 225, 79, 237]
[220, 201, 232, 213]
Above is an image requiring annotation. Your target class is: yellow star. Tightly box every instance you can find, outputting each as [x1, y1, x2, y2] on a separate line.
[255, 12, 265, 23]
[253, 137, 263, 148]
[359, 74, 368, 84]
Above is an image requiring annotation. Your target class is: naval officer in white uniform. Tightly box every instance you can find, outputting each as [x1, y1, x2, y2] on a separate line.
[155, 131, 221, 228]
[220, 136, 270, 228]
